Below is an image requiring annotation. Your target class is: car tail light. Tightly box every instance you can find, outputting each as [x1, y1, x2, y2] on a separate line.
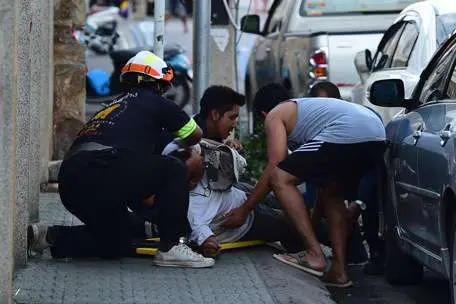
[309, 48, 328, 88]
[310, 51, 326, 66]
[313, 66, 327, 78]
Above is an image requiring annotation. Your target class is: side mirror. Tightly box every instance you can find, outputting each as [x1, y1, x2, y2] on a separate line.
[240, 15, 261, 35]
[368, 79, 406, 107]
[354, 49, 372, 83]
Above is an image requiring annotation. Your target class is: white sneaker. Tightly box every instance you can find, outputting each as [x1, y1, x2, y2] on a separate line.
[27, 223, 50, 256]
[152, 243, 215, 268]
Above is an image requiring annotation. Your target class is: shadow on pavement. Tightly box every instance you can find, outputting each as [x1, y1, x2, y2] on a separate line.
[329, 266, 449, 304]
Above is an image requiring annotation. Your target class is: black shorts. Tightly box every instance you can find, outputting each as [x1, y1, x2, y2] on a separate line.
[278, 140, 385, 199]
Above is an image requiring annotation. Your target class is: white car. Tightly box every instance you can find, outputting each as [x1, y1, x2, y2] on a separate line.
[351, 0, 456, 123]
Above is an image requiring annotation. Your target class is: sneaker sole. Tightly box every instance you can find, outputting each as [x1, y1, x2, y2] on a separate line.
[152, 260, 215, 268]
[27, 225, 40, 256]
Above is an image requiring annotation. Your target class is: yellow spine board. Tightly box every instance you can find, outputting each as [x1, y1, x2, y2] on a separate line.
[136, 240, 266, 256]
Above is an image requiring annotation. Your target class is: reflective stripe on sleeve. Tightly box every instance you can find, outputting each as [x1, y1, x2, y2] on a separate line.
[175, 118, 197, 139]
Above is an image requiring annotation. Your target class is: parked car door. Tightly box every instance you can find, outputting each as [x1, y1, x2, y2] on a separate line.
[373, 20, 421, 238]
[413, 46, 456, 249]
[387, 107, 423, 239]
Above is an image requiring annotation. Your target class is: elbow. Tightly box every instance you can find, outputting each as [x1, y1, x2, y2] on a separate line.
[183, 125, 203, 146]
[267, 159, 282, 169]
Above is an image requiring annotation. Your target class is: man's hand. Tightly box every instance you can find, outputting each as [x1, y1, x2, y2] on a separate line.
[225, 138, 243, 151]
[222, 206, 249, 228]
[200, 236, 221, 257]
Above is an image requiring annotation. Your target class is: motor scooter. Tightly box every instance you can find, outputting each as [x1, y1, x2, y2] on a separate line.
[74, 7, 121, 55]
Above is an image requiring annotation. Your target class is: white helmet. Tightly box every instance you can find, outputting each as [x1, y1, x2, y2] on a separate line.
[120, 50, 174, 83]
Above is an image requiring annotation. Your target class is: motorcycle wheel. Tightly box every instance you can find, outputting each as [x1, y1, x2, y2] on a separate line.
[164, 75, 190, 109]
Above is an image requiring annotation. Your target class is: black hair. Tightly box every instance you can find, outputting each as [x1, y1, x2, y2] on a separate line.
[308, 81, 341, 99]
[253, 83, 291, 114]
[199, 86, 245, 120]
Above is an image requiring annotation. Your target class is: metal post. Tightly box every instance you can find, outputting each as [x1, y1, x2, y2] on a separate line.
[193, 0, 211, 114]
[234, 0, 240, 93]
[153, 0, 165, 58]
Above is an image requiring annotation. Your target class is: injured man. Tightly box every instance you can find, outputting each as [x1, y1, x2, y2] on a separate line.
[162, 139, 303, 257]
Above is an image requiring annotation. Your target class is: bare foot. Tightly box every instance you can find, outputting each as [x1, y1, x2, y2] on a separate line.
[304, 249, 327, 271]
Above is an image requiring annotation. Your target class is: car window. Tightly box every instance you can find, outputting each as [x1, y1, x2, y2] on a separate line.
[391, 22, 419, 68]
[372, 22, 405, 71]
[264, 0, 288, 34]
[418, 44, 456, 103]
[444, 104, 456, 126]
[299, 0, 419, 16]
[436, 13, 456, 46]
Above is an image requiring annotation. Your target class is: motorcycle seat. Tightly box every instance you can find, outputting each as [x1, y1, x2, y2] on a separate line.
[96, 20, 117, 36]
[110, 47, 146, 65]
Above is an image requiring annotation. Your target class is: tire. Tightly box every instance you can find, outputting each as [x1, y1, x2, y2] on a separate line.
[384, 173, 424, 285]
[86, 76, 97, 98]
[164, 75, 190, 109]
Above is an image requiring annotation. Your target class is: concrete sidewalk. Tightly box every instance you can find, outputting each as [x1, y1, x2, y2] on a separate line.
[12, 193, 335, 304]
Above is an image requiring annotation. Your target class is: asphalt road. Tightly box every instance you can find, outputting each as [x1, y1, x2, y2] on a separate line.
[330, 266, 448, 303]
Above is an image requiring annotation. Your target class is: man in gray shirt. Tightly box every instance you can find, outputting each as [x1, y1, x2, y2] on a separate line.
[223, 96, 385, 287]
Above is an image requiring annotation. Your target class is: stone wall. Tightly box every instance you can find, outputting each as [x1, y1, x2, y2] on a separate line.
[52, 0, 86, 160]
[0, 0, 19, 302]
[15, 0, 33, 267]
[0, 0, 55, 301]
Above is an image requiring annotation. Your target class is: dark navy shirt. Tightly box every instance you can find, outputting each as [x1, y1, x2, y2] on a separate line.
[73, 88, 194, 155]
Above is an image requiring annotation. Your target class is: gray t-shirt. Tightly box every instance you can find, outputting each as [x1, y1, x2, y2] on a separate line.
[288, 98, 385, 145]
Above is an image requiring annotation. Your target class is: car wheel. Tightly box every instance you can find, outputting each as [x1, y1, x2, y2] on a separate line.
[384, 172, 423, 285]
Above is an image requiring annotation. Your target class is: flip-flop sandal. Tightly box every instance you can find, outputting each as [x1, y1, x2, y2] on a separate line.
[322, 278, 354, 288]
[273, 252, 325, 277]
